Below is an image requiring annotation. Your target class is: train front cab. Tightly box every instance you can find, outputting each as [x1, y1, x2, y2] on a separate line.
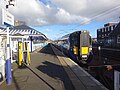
[80, 31, 93, 64]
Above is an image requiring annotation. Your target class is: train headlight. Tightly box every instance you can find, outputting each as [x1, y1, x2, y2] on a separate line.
[82, 55, 87, 58]
[89, 47, 92, 51]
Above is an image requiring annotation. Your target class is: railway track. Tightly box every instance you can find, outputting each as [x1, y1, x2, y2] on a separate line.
[53, 44, 117, 90]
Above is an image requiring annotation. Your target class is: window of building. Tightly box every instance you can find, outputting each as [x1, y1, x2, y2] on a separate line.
[98, 35, 101, 37]
[115, 24, 117, 27]
[104, 28, 106, 32]
[102, 35, 104, 38]
[109, 26, 111, 31]
[100, 29, 102, 32]
[113, 25, 116, 30]
[97, 29, 100, 32]
[111, 26, 113, 30]
[105, 34, 106, 36]
[102, 29, 104, 32]
[106, 27, 108, 32]
[117, 35, 120, 43]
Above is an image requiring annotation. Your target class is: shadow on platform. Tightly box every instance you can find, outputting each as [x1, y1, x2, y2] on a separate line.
[0, 72, 3, 82]
[39, 44, 55, 55]
[37, 61, 75, 90]
[39, 44, 67, 57]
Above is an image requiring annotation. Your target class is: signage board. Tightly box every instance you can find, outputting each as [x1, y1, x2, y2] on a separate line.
[2, 8, 14, 26]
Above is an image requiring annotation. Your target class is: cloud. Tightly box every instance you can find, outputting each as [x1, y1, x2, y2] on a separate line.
[0, 0, 120, 26]
[55, 8, 90, 24]
[45, 28, 52, 32]
[0, 0, 46, 25]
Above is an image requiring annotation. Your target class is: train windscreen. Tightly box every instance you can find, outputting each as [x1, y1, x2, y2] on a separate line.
[81, 32, 89, 46]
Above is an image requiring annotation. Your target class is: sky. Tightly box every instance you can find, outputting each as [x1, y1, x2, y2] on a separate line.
[0, 0, 120, 40]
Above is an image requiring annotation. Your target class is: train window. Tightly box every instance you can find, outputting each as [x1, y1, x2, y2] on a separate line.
[81, 33, 89, 46]
[89, 36, 91, 44]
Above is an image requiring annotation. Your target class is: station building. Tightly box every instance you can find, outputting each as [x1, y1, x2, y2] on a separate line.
[0, 24, 48, 83]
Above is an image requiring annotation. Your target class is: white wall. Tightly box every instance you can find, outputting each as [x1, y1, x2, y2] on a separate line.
[0, 36, 6, 80]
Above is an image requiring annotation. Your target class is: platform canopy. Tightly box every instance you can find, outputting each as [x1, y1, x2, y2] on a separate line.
[0, 25, 48, 41]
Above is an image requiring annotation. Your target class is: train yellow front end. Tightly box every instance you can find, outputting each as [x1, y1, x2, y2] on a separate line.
[81, 47, 89, 61]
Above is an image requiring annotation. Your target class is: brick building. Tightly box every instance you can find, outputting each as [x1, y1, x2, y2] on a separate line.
[97, 22, 118, 45]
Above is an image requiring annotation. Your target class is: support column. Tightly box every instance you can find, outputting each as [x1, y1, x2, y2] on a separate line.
[6, 27, 12, 84]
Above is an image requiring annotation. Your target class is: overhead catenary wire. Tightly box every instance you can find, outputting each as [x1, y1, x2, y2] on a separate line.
[53, 2, 120, 39]
[73, 3, 120, 29]
[58, 3, 120, 39]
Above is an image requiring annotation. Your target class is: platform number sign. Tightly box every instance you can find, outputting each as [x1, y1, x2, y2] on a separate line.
[114, 70, 120, 90]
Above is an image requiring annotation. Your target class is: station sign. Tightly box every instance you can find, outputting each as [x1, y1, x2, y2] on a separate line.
[2, 8, 14, 26]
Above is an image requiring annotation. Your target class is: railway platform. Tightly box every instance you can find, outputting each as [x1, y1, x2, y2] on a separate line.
[0, 44, 107, 90]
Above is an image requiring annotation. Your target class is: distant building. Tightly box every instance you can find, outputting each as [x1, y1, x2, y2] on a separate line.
[97, 22, 118, 45]
[109, 22, 120, 48]
[14, 20, 26, 26]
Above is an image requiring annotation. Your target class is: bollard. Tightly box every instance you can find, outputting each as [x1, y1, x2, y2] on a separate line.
[27, 42, 31, 65]
[18, 41, 23, 66]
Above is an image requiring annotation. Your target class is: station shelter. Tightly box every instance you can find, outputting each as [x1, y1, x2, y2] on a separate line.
[0, 25, 48, 83]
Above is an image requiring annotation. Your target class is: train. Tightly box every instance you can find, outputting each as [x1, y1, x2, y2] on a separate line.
[59, 30, 93, 64]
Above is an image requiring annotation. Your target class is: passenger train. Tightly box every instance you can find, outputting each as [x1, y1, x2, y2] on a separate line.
[61, 30, 93, 64]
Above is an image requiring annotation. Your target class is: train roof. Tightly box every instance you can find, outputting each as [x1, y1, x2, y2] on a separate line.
[59, 30, 89, 40]
[70, 30, 89, 35]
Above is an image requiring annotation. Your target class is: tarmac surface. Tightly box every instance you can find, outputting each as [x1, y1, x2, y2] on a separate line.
[0, 45, 74, 90]
[0, 44, 107, 90]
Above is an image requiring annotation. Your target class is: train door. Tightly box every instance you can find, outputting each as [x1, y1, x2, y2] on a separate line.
[80, 31, 90, 60]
